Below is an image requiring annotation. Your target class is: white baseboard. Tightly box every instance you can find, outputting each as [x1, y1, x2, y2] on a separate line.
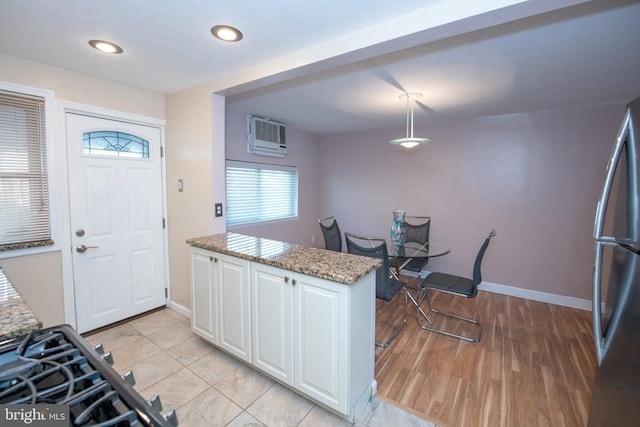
[403, 268, 593, 311]
[478, 281, 592, 311]
[167, 300, 191, 318]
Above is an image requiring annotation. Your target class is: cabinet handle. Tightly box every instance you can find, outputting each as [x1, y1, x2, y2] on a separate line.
[209, 256, 214, 261]
[292, 279, 297, 286]
[284, 276, 290, 283]
[209, 256, 218, 262]
[214, 257, 218, 263]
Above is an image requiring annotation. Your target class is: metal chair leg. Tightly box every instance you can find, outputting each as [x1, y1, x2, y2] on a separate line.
[405, 287, 433, 325]
[416, 289, 482, 342]
[376, 288, 408, 347]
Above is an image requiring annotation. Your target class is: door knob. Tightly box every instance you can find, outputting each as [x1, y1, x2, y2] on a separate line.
[76, 244, 98, 253]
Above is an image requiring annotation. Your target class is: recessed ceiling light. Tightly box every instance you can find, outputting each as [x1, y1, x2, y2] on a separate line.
[211, 25, 243, 42]
[89, 40, 123, 54]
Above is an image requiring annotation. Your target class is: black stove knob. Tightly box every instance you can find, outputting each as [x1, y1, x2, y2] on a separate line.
[94, 343, 104, 355]
[164, 409, 178, 426]
[101, 351, 114, 365]
[148, 394, 162, 411]
[122, 370, 136, 386]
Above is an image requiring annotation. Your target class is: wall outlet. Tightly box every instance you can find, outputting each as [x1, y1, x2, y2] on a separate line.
[311, 235, 316, 244]
[215, 203, 223, 217]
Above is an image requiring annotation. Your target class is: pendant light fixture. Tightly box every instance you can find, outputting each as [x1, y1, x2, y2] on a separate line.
[389, 92, 430, 148]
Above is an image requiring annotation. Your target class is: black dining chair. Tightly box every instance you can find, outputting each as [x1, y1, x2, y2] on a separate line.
[417, 229, 496, 342]
[318, 216, 342, 252]
[393, 215, 431, 277]
[345, 232, 408, 347]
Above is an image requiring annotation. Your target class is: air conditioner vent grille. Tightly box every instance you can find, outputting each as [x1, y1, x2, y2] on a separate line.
[255, 119, 285, 144]
[247, 116, 287, 157]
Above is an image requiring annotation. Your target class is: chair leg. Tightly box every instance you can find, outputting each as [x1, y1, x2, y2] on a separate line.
[416, 289, 482, 342]
[376, 288, 408, 347]
[406, 288, 434, 325]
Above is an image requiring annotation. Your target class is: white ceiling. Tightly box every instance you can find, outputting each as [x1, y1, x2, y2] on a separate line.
[1, 0, 639, 134]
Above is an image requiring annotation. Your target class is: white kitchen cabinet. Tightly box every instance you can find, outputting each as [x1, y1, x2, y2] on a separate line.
[251, 263, 294, 385]
[190, 243, 375, 421]
[190, 246, 251, 363]
[217, 251, 252, 362]
[293, 271, 347, 412]
[190, 247, 216, 343]
[251, 262, 375, 419]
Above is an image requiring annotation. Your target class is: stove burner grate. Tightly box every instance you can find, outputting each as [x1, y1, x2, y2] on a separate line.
[0, 325, 177, 426]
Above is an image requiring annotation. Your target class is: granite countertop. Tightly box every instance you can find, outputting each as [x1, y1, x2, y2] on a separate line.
[187, 232, 382, 285]
[0, 266, 43, 343]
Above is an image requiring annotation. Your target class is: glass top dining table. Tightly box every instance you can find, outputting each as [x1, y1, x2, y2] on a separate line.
[388, 240, 450, 259]
[388, 240, 450, 274]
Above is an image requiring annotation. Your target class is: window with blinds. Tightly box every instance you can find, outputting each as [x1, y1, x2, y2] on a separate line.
[0, 89, 51, 249]
[226, 160, 298, 226]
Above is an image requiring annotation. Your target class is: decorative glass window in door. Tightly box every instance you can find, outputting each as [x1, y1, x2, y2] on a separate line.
[83, 131, 149, 158]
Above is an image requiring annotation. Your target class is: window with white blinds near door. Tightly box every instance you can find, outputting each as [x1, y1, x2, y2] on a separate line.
[0, 89, 51, 248]
[226, 160, 298, 226]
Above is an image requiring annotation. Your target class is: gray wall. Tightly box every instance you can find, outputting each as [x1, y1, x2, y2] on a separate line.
[225, 111, 321, 247]
[316, 103, 622, 300]
[228, 102, 623, 301]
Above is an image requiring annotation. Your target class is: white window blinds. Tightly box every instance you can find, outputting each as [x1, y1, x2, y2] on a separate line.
[0, 90, 50, 247]
[226, 160, 298, 226]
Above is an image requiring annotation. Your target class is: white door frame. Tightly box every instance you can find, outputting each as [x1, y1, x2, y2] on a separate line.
[57, 101, 169, 329]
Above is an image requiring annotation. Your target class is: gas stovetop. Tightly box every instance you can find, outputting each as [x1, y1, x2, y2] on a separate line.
[0, 324, 177, 426]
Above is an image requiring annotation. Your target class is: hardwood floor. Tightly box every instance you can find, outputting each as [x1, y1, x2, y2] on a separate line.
[374, 276, 596, 427]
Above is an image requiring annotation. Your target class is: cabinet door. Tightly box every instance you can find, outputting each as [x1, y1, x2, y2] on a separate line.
[190, 247, 216, 343]
[217, 253, 252, 362]
[251, 263, 294, 385]
[294, 272, 347, 412]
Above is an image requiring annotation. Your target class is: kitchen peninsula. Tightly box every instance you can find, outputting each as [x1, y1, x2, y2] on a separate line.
[186, 232, 381, 421]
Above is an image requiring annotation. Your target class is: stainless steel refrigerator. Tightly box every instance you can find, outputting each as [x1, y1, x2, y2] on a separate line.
[589, 95, 640, 426]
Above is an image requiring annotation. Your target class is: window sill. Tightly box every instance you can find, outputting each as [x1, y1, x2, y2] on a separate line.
[0, 240, 55, 253]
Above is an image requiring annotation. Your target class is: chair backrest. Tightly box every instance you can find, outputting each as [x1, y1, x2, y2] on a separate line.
[345, 232, 397, 301]
[472, 229, 497, 287]
[404, 215, 430, 244]
[318, 216, 342, 252]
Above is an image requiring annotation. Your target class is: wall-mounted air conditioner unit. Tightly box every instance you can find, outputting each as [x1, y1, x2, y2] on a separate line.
[247, 115, 287, 157]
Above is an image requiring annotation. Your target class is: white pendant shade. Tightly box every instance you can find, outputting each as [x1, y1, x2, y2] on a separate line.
[390, 92, 430, 148]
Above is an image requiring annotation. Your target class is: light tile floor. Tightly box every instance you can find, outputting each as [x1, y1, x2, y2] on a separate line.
[84, 308, 437, 427]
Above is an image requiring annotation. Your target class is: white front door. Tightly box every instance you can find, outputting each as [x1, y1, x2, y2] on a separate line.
[66, 113, 166, 333]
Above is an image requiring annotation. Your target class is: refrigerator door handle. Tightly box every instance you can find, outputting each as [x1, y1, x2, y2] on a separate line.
[593, 241, 606, 365]
[594, 109, 631, 241]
